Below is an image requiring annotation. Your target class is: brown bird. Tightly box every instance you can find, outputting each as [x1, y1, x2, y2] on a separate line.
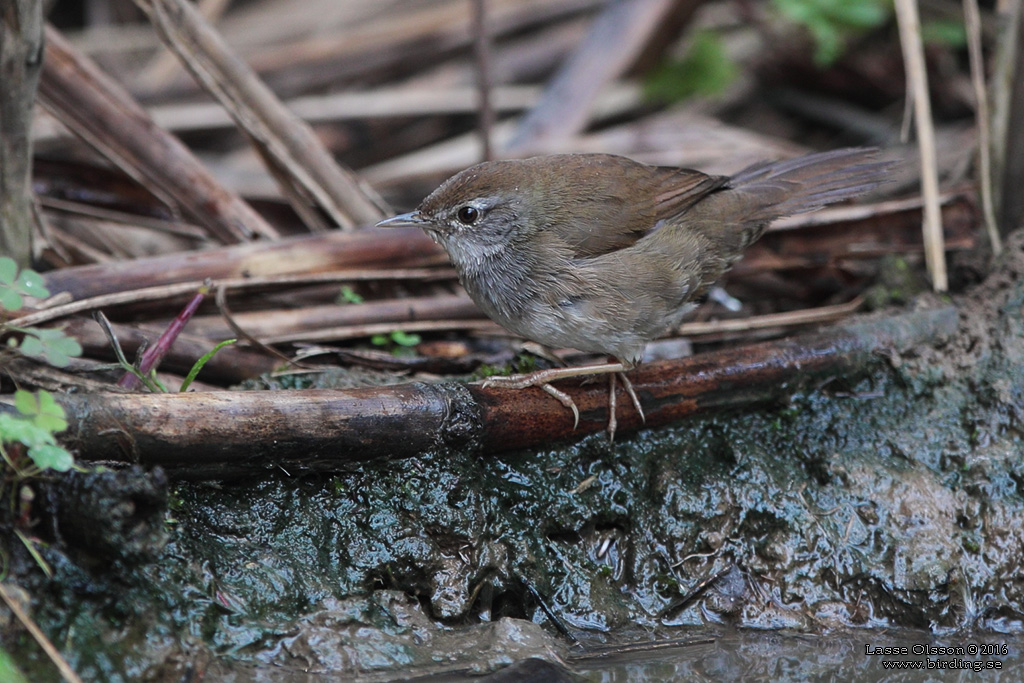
[378, 149, 889, 437]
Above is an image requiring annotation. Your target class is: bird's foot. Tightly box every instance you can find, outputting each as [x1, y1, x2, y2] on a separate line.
[479, 362, 645, 437]
[481, 370, 583, 428]
[607, 372, 645, 442]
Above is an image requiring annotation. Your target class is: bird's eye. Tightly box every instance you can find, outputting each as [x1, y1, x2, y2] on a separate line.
[456, 206, 480, 225]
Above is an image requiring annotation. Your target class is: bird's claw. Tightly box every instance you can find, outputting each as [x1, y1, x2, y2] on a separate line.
[541, 384, 580, 429]
[479, 365, 645, 438]
[617, 372, 646, 424]
[480, 374, 581, 429]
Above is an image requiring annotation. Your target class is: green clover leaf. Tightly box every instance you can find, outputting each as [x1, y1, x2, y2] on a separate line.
[0, 258, 50, 310]
[27, 443, 74, 472]
[14, 389, 68, 433]
[18, 328, 83, 367]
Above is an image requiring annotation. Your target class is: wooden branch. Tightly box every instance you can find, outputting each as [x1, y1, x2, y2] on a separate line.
[133, 0, 389, 230]
[990, 0, 1022, 232]
[0, 0, 44, 267]
[234, 0, 602, 98]
[38, 227, 444, 301]
[37, 308, 957, 479]
[506, 0, 700, 152]
[32, 86, 543, 141]
[994, 0, 1024, 233]
[184, 294, 480, 341]
[963, 0, 1002, 255]
[895, 0, 948, 291]
[37, 26, 278, 244]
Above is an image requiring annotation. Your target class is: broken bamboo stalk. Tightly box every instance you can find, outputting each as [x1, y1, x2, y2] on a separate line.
[37, 307, 957, 479]
[133, 0, 390, 230]
[38, 26, 279, 243]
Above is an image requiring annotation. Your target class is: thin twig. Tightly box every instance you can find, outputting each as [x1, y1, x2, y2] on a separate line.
[215, 284, 304, 369]
[988, 0, 1022, 224]
[94, 311, 163, 392]
[894, 0, 948, 291]
[675, 298, 863, 337]
[259, 319, 502, 345]
[257, 298, 863, 347]
[135, 0, 233, 91]
[963, 0, 1003, 255]
[0, 582, 85, 683]
[118, 283, 209, 389]
[13, 268, 455, 328]
[472, 0, 495, 161]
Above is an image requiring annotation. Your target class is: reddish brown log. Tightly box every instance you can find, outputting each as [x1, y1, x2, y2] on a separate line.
[39, 308, 957, 479]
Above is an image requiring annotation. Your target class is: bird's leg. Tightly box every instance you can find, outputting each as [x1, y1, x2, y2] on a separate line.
[608, 372, 618, 440]
[607, 370, 646, 442]
[616, 372, 645, 423]
[481, 361, 627, 388]
[480, 361, 624, 430]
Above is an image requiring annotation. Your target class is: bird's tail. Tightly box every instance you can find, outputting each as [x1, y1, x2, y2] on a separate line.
[711, 147, 892, 253]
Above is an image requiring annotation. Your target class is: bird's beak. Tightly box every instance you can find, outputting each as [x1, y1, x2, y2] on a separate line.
[376, 211, 426, 228]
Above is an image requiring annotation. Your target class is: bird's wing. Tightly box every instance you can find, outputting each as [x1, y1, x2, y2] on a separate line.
[545, 155, 729, 259]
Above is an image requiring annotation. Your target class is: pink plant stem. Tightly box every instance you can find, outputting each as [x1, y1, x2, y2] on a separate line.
[118, 284, 208, 389]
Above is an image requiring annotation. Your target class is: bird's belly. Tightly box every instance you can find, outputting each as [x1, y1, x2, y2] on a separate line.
[481, 290, 656, 363]
[461, 263, 684, 363]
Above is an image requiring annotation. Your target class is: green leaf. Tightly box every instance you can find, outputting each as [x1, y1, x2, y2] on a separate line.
[922, 19, 967, 48]
[773, 0, 891, 67]
[18, 327, 83, 367]
[826, 0, 888, 28]
[0, 257, 16, 285]
[35, 392, 68, 433]
[337, 285, 364, 305]
[644, 30, 737, 103]
[808, 18, 844, 66]
[370, 334, 389, 346]
[0, 288, 22, 311]
[13, 389, 36, 416]
[12, 389, 67, 433]
[0, 259, 50, 310]
[390, 330, 421, 347]
[13, 268, 49, 299]
[0, 647, 31, 683]
[28, 443, 74, 472]
[0, 414, 55, 449]
[181, 339, 237, 392]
